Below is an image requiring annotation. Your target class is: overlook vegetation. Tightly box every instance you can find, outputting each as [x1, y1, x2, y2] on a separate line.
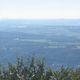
[0, 57, 80, 80]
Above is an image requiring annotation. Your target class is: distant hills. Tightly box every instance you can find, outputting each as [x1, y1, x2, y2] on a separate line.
[0, 19, 80, 27]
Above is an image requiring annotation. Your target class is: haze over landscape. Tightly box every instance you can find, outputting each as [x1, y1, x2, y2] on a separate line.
[0, 19, 80, 68]
[0, 0, 80, 68]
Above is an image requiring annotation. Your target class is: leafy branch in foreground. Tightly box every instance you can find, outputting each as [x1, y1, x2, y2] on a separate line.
[0, 57, 80, 80]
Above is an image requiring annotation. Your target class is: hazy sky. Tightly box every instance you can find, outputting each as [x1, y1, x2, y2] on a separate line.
[0, 0, 80, 19]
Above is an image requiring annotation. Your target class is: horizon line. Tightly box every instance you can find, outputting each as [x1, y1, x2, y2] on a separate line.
[0, 18, 80, 20]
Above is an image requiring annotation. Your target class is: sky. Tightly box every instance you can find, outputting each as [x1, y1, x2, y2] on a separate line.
[0, 0, 80, 19]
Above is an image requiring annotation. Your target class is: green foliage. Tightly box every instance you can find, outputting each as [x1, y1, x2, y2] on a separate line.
[0, 57, 80, 80]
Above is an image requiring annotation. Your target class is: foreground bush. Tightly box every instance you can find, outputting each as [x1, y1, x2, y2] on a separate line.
[0, 57, 80, 80]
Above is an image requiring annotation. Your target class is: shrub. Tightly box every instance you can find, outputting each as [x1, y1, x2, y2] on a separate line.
[0, 57, 80, 80]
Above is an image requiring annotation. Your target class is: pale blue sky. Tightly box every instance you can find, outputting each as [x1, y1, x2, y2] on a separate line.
[0, 0, 80, 19]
